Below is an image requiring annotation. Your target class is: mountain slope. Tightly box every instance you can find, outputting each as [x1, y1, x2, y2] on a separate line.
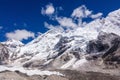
[6, 9, 120, 70]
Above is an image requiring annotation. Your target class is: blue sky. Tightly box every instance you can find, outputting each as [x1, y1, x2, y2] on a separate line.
[0, 0, 120, 43]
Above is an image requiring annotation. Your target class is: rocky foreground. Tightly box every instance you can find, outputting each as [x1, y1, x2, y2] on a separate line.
[0, 70, 120, 80]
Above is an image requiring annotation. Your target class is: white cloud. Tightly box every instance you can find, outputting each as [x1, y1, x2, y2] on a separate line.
[90, 13, 103, 19]
[43, 5, 104, 30]
[70, 5, 103, 27]
[6, 29, 35, 41]
[71, 5, 103, 20]
[56, 17, 77, 28]
[71, 5, 92, 18]
[41, 3, 55, 15]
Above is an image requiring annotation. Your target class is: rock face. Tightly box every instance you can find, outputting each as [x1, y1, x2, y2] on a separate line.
[0, 43, 9, 64]
[86, 32, 120, 68]
[86, 32, 120, 54]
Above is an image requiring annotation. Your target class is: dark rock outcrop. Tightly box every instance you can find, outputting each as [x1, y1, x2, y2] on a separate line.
[86, 32, 120, 68]
[52, 36, 73, 59]
[86, 32, 120, 54]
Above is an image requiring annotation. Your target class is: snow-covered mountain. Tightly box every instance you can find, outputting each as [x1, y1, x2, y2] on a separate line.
[0, 39, 24, 62]
[1, 9, 120, 71]
[2, 39, 24, 48]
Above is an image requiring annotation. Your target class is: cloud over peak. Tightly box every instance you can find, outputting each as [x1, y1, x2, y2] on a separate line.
[6, 29, 35, 41]
[71, 5, 103, 20]
[71, 5, 92, 18]
[56, 17, 77, 28]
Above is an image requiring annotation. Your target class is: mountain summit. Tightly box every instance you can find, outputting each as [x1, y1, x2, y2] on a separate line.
[2, 39, 24, 48]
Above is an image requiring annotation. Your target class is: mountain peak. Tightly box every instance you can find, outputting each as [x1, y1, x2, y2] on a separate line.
[2, 39, 24, 48]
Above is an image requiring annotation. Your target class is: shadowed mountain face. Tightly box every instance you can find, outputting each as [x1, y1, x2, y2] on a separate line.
[86, 32, 120, 69]
[86, 32, 120, 54]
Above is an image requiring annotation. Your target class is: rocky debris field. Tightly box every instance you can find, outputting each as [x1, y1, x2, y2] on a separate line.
[0, 70, 120, 80]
